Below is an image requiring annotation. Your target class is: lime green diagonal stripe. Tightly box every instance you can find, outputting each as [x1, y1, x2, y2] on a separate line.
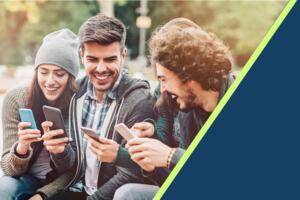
[154, 0, 297, 199]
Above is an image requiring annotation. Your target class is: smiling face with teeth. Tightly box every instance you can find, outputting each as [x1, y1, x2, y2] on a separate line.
[81, 41, 126, 101]
[156, 63, 198, 112]
[37, 64, 70, 103]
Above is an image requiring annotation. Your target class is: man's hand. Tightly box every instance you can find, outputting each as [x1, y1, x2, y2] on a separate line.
[85, 135, 119, 163]
[16, 122, 42, 155]
[29, 194, 43, 200]
[131, 122, 155, 138]
[42, 121, 69, 154]
[126, 137, 172, 171]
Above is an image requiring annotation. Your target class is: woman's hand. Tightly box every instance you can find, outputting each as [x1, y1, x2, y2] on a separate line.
[42, 121, 69, 154]
[16, 122, 42, 155]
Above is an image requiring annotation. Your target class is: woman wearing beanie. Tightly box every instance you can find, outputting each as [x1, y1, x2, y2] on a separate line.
[0, 29, 80, 200]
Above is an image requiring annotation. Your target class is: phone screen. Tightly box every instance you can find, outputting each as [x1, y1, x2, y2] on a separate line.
[115, 123, 136, 141]
[19, 108, 38, 129]
[81, 127, 99, 141]
[42, 105, 69, 140]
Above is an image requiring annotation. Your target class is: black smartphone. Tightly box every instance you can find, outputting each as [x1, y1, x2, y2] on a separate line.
[42, 105, 71, 140]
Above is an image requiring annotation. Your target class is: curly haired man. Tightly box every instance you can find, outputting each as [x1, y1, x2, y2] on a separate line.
[114, 18, 235, 200]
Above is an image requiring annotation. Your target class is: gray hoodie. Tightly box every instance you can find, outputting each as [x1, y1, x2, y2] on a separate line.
[51, 73, 155, 200]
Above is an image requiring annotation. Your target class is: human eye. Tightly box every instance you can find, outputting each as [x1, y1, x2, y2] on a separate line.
[105, 57, 117, 63]
[39, 70, 48, 75]
[56, 71, 67, 77]
[86, 56, 97, 63]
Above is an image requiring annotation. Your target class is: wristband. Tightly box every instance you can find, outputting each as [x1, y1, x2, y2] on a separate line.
[166, 148, 176, 169]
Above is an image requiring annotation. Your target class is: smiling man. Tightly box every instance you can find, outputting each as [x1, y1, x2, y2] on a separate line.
[47, 14, 154, 200]
[113, 18, 235, 200]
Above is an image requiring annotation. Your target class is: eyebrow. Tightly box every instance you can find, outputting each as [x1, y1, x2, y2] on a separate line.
[86, 55, 98, 59]
[104, 56, 118, 60]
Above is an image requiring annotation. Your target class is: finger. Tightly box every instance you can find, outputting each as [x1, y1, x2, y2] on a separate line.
[85, 135, 101, 148]
[45, 143, 66, 150]
[18, 122, 33, 130]
[127, 137, 150, 147]
[90, 145, 103, 157]
[98, 136, 111, 144]
[131, 151, 149, 161]
[41, 121, 53, 132]
[29, 137, 43, 144]
[43, 137, 68, 146]
[45, 145, 59, 152]
[125, 142, 130, 149]
[138, 157, 153, 166]
[19, 133, 42, 140]
[128, 144, 147, 154]
[42, 129, 64, 140]
[21, 137, 42, 144]
[18, 129, 41, 136]
[132, 122, 151, 130]
[135, 129, 153, 138]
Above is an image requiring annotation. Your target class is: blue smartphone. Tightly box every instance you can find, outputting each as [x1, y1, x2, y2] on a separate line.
[19, 108, 38, 130]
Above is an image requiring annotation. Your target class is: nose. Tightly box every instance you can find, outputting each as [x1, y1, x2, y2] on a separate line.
[160, 83, 167, 93]
[45, 73, 56, 85]
[96, 61, 107, 72]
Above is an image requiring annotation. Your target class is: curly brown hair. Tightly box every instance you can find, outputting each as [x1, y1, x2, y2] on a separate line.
[149, 23, 232, 91]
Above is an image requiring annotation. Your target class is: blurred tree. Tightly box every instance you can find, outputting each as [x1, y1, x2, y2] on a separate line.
[0, 1, 98, 67]
[203, 1, 286, 67]
[147, 0, 286, 67]
[115, 0, 140, 58]
[0, 0, 286, 68]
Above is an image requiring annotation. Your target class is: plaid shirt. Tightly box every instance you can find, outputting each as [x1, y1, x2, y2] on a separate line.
[81, 71, 124, 136]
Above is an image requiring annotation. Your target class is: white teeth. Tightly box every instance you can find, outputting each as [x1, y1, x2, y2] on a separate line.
[46, 87, 57, 92]
[171, 95, 177, 99]
[95, 74, 110, 80]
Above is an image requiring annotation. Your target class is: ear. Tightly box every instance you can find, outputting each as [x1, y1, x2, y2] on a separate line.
[122, 48, 127, 59]
[121, 48, 127, 65]
[188, 80, 204, 92]
[79, 48, 84, 64]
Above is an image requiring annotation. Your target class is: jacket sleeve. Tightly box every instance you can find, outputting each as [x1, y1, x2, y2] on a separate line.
[50, 143, 76, 174]
[114, 93, 155, 168]
[37, 165, 77, 198]
[141, 147, 185, 186]
[114, 146, 139, 169]
[89, 91, 155, 200]
[88, 166, 141, 200]
[1, 88, 33, 176]
[50, 105, 77, 174]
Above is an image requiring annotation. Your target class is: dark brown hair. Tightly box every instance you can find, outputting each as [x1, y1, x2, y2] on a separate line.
[149, 25, 232, 92]
[78, 14, 127, 50]
[26, 71, 77, 131]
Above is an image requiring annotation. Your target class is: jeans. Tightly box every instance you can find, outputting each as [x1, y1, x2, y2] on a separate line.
[113, 183, 159, 200]
[0, 175, 44, 200]
[46, 190, 87, 200]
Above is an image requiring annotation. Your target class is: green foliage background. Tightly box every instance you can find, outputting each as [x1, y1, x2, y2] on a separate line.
[0, 0, 286, 67]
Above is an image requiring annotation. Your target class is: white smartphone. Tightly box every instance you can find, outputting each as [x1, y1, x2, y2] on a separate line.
[114, 123, 136, 141]
[81, 127, 99, 141]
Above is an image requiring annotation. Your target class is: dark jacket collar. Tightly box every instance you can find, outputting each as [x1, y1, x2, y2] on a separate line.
[75, 73, 150, 103]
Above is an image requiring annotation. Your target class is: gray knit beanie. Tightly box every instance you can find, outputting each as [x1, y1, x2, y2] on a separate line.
[35, 28, 80, 78]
